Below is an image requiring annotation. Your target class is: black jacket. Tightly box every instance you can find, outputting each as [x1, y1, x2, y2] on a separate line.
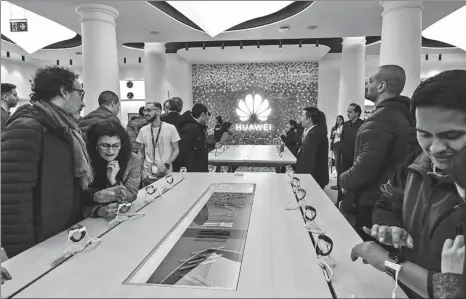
[177, 112, 208, 172]
[296, 125, 329, 188]
[280, 128, 298, 157]
[1, 104, 83, 257]
[161, 111, 181, 131]
[78, 106, 120, 142]
[339, 118, 364, 172]
[373, 152, 464, 288]
[340, 96, 417, 209]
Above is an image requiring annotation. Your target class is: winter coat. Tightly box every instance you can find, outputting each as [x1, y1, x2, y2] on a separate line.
[339, 96, 417, 210]
[82, 153, 142, 217]
[373, 152, 464, 279]
[78, 106, 120, 142]
[126, 116, 148, 153]
[1, 104, 83, 257]
[177, 112, 208, 172]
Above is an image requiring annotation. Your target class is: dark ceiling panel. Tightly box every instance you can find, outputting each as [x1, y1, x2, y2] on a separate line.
[147, 1, 313, 33]
[1, 34, 82, 49]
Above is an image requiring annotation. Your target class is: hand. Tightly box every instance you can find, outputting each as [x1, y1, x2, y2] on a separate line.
[97, 203, 119, 217]
[1, 266, 12, 284]
[158, 164, 168, 176]
[341, 188, 347, 194]
[94, 186, 127, 204]
[350, 241, 389, 272]
[106, 161, 120, 185]
[363, 225, 414, 249]
[441, 235, 465, 274]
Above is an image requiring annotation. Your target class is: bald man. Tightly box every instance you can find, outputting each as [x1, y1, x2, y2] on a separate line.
[339, 65, 419, 240]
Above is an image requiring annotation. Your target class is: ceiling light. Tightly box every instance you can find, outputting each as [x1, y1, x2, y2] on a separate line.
[299, 40, 302, 48]
[202, 42, 206, 50]
[240, 41, 243, 50]
[278, 26, 289, 32]
[257, 41, 260, 49]
[423, 5, 466, 51]
[185, 43, 189, 51]
[221, 42, 224, 50]
[1, 1, 76, 54]
[150, 30, 159, 35]
[279, 40, 282, 48]
[167, 1, 293, 37]
[307, 25, 318, 30]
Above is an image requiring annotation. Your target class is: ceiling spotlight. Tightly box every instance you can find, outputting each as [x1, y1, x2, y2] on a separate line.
[138, 57, 142, 63]
[185, 43, 189, 51]
[240, 41, 243, 50]
[279, 26, 290, 33]
[221, 42, 224, 50]
[439, 54, 442, 61]
[69, 59, 72, 65]
[279, 40, 282, 48]
[316, 40, 319, 47]
[257, 41, 260, 49]
[307, 25, 318, 30]
[202, 42, 206, 50]
[22, 55, 25, 61]
[149, 30, 159, 35]
[425, 54, 429, 60]
[124, 57, 127, 64]
[6, 51, 10, 58]
[299, 40, 302, 48]
[56, 60, 60, 65]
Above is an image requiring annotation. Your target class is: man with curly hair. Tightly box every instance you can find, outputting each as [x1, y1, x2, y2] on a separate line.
[1, 66, 93, 258]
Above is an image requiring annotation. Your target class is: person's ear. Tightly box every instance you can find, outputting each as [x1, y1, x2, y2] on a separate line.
[378, 81, 387, 93]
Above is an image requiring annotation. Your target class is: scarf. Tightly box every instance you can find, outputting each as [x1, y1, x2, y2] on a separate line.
[34, 101, 94, 190]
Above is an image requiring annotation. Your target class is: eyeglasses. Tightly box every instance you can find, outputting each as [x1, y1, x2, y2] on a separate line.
[72, 88, 85, 99]
[98, 143, 121, 151]
[143, 108, 159, 113]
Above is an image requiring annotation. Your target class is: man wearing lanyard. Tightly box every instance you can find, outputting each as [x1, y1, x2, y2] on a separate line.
[136, 101, 180, 186]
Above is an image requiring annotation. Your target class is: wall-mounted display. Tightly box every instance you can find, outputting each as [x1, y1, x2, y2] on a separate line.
[193, 62, 318, 145]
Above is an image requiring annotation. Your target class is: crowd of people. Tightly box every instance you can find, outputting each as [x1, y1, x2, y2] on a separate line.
[1, 64, 466, 298]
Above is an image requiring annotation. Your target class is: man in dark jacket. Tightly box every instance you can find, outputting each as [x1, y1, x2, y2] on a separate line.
[336, 103, 364, 204]
[350, 70, 466, 299]
[296, 107, 329, 189]
[1, 83, 19, 131]
[127, 106, 148, 153]
[1, 66, 93, 258]
[178, 103, 211, 172]
[339, 65, 417, 240]
[78, 90, 120, 141]
[161, 97, 183, 131]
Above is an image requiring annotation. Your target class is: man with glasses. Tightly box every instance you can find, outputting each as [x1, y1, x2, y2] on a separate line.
[1, 83, 19, 131]
[78, 90, 120, 142]
[1, 66, 92, 258]
[136, 101, 180, 186]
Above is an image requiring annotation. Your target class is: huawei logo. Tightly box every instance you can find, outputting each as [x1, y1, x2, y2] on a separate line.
[236, 94, 271, 122]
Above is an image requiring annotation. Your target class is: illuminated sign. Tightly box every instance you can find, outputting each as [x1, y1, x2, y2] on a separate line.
[236, 94, 271, 121]
[235, 123, 272, 131]
[235, 94, 272, 131]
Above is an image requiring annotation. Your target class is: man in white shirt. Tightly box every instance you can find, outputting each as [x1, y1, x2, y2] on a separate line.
[136, 101, 180, 185]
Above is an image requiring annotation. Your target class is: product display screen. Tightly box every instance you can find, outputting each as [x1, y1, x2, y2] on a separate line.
[125, 184, 256, 290]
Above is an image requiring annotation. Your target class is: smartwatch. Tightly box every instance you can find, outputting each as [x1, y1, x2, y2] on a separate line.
[385, 250, 405, 279]
[164, 163, 170, 169]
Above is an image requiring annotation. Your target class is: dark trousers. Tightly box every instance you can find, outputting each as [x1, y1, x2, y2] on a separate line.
[355, 205, 373, 241]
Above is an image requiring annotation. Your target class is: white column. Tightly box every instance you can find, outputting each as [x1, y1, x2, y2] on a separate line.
[165, 53, 193, 112]
[337, 37, 366, 118]
[76, 3, 120, 115]
[144, 42, 167, 104]
[379, 1, 424, 97]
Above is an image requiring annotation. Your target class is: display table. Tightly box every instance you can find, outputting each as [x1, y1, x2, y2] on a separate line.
[208, 145, 296, 169]
[6, 173, 330, 298]
[3, 173, 406, 298]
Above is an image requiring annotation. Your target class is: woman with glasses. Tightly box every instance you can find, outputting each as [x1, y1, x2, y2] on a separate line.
[82, 121, 142, 218]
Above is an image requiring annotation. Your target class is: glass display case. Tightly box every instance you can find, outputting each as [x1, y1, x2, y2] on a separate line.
[125, 183, 256, 290]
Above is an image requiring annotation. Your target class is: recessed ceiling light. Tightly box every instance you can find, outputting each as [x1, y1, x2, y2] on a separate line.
[150, 30, 159, 35]
[278, 26, 289, 32]
[307, 25, 318, 30]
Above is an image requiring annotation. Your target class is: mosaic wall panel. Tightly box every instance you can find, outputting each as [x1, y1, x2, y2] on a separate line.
[192, 62, 318, 144]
